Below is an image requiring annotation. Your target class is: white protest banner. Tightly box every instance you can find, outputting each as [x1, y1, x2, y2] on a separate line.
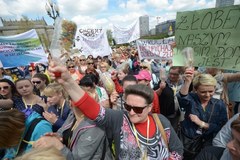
[75, 29, 111, 58]
[113, 19, 140, 44]
[0, 29, 47, 68]
[136, 37, 175, 60]
[78, 28, 103, 37]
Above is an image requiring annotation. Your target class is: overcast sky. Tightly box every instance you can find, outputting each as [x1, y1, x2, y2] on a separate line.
[0, 0, 240, 29]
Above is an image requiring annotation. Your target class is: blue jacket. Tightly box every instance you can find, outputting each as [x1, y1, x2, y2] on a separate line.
[3, 111, 52, 159]
[47, 101, 71, 132]
[177, 92, 228, 139]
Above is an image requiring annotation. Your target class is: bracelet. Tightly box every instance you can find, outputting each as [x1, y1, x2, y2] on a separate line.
[201, 122, 205, 128]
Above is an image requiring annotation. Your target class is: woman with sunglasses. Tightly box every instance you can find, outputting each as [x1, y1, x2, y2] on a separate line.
[67, 61, 83, 84]
[46, 62, 183, 159]
[13, 78, 47, 115]
[32, 73, 49, 97]
[0, 79, 17, 111]
[78, 55, 88, 74]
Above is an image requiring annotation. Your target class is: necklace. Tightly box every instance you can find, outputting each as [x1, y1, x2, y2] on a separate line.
[132, 116, 150, 159]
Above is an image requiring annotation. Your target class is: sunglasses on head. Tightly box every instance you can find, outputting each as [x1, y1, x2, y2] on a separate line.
[32, 81, 41, 84]
[0, 86, 9, 90]
[140, 66, 148, 69]
[124, 102, 148, 114]
[68, 66, 75, 69]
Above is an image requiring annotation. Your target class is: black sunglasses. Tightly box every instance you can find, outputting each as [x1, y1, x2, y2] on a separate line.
[0, 86, 9, 90]
[88, 63, 94, 65]
[124, 102, 148, 114]
[32, 81, 41, 84]
[68, 66, 75, 69]
[140, 66, 148, 69]
[79, 59, 86, 61]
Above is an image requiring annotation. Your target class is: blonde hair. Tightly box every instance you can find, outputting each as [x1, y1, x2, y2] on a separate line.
[15, 147, 66, 160]
[100, 62, 110, 70]
[140, 62, 151, 71]
[43, 83, 68, 99]
[193, 74, 217, 89]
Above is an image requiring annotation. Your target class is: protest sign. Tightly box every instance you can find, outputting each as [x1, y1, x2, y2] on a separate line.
[113, 19, 140, 44]
[77, 28, 103, 37]
[173, 5, 240, 70]
[75, 29, 111, 58]
[136, 37, 175, 60]
[0, 29, 47, 68]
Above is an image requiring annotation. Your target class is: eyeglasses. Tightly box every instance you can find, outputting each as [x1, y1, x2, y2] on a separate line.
[88, 63, 94, 65]
[32, 81, 41, 84]
[124, 102, 148, 114]
[68, 66, 75, 69]
[100, 66, 106, 68]
[0, 86, 9, 90]
[140, 66, 148, 69]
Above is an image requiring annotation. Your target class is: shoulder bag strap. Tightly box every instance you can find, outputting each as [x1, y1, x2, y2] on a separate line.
[208, 101, 217, 123]
[152, 113, 168, 149]
[17, 118, 45, 156]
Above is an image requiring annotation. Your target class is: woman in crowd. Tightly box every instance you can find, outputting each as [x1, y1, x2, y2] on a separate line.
[80, 74, 110, 108]
[111, 62, 130, 94]
[43, 83, 71, 132]
[45, 63, 183, 159]
[66, 61, 83, 84]
[13, 78, 47, 115]
[139, 61, 159, 90]
[1, 109, 52, 159]
[0, 79, 16, 110]
[32, 73, 49, 97]
[33, 97, 113, 160]
[177, 69, 228, 159]
[78, 55, 88, 74]
[0, 67, 13, 81]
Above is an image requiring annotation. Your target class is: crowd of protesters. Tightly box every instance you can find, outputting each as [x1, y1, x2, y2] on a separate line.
[0, 45, 240, 160]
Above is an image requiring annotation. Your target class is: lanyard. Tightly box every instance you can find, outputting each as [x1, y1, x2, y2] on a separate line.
[57, 100, 65, 118]
[132, 117, 149, 159]
[22, 97, 33, 109]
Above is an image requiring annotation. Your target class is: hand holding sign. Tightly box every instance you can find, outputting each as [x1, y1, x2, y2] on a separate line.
[50, 17, 77, 77]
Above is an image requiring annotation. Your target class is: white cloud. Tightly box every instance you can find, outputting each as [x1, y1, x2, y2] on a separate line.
[146, 0, 169, 10]
[147, 0, 216, 12]
[0, 0, 46, 19]
[119, 0, 145, 11]
[72, 15, 109, 28]
[59, 0, 108, 18]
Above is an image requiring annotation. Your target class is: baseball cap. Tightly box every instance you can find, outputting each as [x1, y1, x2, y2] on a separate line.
[134, 70, 151, 81]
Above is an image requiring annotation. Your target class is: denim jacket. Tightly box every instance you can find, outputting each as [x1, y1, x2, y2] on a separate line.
[177, 92, 228, 139]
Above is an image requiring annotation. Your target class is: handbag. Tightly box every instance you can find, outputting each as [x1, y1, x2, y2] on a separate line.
[178, 127, 203, 159]
[178, 101, 216, 159]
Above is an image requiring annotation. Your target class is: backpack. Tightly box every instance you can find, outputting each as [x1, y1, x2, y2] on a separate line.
[17, 118, 45, 156]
